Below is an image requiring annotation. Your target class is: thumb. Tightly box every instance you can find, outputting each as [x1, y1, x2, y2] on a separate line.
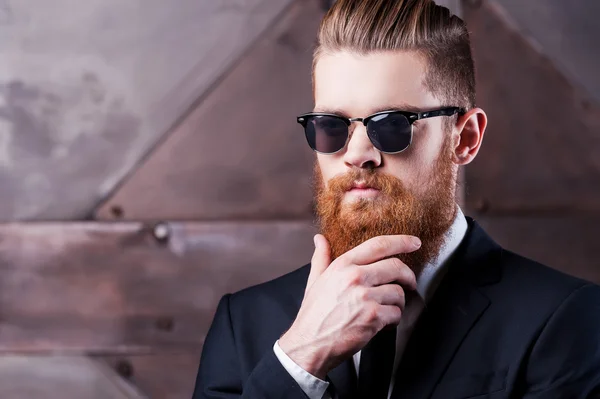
[307, 234, 331, 291]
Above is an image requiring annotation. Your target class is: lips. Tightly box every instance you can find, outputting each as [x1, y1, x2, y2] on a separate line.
[348, 181, 380, 191]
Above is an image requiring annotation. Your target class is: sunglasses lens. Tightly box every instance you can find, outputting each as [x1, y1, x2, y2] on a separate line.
[304, 115, 348, 154]
[367, 113, 412, 153]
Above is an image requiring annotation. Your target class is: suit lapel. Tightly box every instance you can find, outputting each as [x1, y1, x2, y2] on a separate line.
[391, 276, 490, 398]
[391, 219, 502, 399]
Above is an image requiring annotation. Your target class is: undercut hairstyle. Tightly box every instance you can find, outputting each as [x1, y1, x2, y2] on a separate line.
[314, 0, 476, 112]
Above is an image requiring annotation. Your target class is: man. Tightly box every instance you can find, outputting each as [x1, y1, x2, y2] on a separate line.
[193, 0, 600, 398]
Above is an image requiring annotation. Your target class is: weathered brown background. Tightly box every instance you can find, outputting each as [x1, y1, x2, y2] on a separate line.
[0, 0, 598, 397]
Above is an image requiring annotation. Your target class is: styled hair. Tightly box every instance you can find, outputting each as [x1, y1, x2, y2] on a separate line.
[314, 0, 476, 111]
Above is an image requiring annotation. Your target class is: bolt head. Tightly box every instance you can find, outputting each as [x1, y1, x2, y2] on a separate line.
[153, 223, 170, 242]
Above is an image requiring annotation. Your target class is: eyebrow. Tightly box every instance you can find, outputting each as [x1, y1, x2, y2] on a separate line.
[312, 103, 423, 117]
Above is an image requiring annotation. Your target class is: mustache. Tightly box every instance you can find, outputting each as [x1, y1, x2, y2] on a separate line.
[326, 169, 404, 195]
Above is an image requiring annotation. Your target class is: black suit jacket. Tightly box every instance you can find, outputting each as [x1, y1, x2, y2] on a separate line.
[193, 218, 600, 398]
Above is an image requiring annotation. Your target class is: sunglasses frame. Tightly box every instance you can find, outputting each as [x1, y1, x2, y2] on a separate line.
[297, 106, 465, 155]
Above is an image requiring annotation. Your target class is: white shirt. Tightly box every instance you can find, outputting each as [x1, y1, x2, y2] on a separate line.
[273, 207, 469, 399]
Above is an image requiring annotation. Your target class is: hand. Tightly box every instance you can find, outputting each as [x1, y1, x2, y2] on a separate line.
[278, 233, 421, 379]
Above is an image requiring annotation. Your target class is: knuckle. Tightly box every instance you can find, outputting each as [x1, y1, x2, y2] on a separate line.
[390, 257, 405, 271]
[391, 307, 403, 324]
[400, 235, 415, 250]
[356, 286, 370, 301]
[406, 268, 417, 287]
[410, 273, 418, 288]
[346, 269, 363, 286]
[372, 236, 391, 255]
[365, 304, 379, 323]
[394, 284, 405, 299]
[398, 294, 407, 310]
[333, 253, 348, 267]
[390, 258, 416, 286]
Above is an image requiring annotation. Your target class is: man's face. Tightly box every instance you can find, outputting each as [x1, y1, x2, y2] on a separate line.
[314, 50, 452, 199]
[312, 50, 460, 273]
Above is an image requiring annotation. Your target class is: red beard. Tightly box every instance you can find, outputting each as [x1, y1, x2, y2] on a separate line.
[313, 136, 457, 276]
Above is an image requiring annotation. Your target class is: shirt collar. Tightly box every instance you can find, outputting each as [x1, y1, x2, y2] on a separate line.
[416, 206, 468, 303]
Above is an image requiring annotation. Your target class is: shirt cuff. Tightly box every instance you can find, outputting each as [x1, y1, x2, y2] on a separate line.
[273, 340, 330, 399]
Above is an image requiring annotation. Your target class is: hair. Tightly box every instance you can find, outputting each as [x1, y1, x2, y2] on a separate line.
[314, 0, 476, 112]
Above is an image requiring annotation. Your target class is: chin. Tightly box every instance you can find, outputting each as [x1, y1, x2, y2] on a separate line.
[341, 196, 389, 215]
[343, 195, 377, 205]
[342, 195, 378, 207]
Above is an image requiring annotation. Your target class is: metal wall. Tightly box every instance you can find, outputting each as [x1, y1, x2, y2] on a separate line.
[0, 0, 322, 397]
[0, 0, 294, 221]
[463, 0, 600, 283]
[0, 0, 598, 397]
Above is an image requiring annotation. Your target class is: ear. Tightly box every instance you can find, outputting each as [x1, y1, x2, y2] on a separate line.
[452, 107, 487, 166]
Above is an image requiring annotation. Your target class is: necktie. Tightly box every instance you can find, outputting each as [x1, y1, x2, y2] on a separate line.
[357, 325, 397, 399]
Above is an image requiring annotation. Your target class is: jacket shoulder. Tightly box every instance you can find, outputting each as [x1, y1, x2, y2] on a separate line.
[235, 263, 310, 297]
[221, 265, 310, 354]
[492, 248, 599, 313]
[499, 249, 594, 290]
[227, 264, 310, 315]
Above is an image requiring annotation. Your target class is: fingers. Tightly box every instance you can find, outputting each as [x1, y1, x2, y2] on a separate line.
[342, 235, 421, 266]
[362, 257, 417, 290]
[378, 304, 403, 327]
[364, 293, 405, 330]
[367, 284, 406, 310]
[307, 234, 331, 291]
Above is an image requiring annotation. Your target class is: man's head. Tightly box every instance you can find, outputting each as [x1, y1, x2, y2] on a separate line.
[307, 0, 487, 275]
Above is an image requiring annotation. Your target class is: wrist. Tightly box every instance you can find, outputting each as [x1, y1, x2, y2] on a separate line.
[279, 329, 330, 380]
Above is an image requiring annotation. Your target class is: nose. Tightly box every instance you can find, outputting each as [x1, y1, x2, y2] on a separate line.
[343, 123, 382, 169]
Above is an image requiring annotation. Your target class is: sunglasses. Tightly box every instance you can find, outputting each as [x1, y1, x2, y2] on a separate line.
[297, 107, 464, 154]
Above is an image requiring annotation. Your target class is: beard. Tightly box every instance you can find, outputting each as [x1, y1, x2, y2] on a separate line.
[313, 135, 458, 277]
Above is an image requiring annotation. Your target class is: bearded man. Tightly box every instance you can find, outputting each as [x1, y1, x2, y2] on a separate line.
[193, 1, 600, 398]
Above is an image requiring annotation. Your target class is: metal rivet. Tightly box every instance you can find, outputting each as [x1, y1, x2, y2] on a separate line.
[153, 222, 170, 243]
[110, 205, 124, 219]
[116, 359, 133, 378]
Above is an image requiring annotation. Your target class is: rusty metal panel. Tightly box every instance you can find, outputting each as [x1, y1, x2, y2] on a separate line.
[463, 0, 600, 213]
[476, 215, 600, 284]
[95, 0, 322, 221]
[0, 356, 146, 399]
[0, 0, 293, 221]
[0, 221, 315, 353]
[493, 0, 600, 102]
[102, 354, 199, 399]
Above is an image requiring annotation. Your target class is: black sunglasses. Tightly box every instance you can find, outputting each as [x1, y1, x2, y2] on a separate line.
[296, 107, 464, 154]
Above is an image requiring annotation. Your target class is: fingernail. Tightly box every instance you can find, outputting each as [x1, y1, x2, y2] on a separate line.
[313, 235, 319, 248]
[412, 237, 422, 248]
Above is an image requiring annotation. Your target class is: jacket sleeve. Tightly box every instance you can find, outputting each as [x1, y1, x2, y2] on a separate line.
[192, 294, 310, 399]
[523, 284, 600, 398]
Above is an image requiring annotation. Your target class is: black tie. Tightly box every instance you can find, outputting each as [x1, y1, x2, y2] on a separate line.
[357, 326, 397, 399]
